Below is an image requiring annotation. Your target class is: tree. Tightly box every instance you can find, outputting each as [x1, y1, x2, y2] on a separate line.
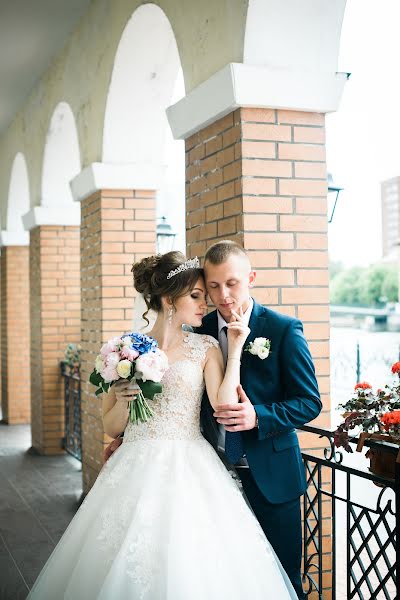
[382, 266, 399, 303]
[330, 266, 366, 305]
[329, 260, 344, 281]
[330, 263, 398, 306]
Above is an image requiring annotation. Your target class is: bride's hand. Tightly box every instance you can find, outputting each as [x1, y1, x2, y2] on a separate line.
[226, 307, 250, 351]
[114, 380, 141, 403]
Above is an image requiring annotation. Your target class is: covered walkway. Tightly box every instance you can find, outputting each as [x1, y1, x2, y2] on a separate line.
[0, 423, 81, 599]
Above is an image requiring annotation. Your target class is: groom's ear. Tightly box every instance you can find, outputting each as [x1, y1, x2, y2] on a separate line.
[248, 270, 257, 288]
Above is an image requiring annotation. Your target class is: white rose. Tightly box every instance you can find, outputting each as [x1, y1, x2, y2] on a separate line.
[253, 337, 268, 349]
[248, 344, 259, 356]
[117, 359, 132, 379]
[257, 347, 270, 360]
[95, 354, 104, 373]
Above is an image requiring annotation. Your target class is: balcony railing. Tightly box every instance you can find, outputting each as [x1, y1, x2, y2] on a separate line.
[60, 361, 82, 461]
[300, 425, 399, 599]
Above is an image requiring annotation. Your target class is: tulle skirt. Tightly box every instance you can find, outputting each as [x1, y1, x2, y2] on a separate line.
[28, 437, 296, 599]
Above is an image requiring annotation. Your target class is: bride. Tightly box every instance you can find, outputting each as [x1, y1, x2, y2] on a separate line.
[28, 251, 296, 599]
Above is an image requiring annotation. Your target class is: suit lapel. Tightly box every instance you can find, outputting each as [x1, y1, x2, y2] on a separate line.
[201, 310, 219, 340]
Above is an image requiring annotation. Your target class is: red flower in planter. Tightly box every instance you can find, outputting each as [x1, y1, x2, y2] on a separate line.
[381, 410, 400, 431]
[354, 382, 372, 391]
[391, 362, 400, 375]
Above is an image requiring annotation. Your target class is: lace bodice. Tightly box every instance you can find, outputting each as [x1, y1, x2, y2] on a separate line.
[123, 333, 218, 443]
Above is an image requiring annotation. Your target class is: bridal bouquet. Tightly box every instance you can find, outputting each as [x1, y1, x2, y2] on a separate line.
[89, 333, 168, 424]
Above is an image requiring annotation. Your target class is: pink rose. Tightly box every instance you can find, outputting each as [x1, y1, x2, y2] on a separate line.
[100, 337, 122, 358]
[120, 346, 140, 361]
[101, 365, 119, 383]
[106, 352, 121, 368]
[135, 349, 168, 383]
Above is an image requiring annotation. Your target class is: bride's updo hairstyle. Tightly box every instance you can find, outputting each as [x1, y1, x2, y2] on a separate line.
[131, 251, 204, 323]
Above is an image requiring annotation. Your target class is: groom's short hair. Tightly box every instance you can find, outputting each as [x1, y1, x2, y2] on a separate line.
[204, 240, 250, 266]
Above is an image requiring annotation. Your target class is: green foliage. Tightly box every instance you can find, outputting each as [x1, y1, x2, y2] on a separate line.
[382, 267, 399, 303]
[330, 263, 398, 307]
[329, 260, 344, 281]
[359, 265, 388, 306]
[330, 266, 366, 305]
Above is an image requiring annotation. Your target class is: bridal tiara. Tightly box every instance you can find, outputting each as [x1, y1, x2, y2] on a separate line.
[166, 257, 200, 279]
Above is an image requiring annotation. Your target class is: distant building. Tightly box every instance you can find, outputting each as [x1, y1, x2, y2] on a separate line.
[381, 176, 400, 260]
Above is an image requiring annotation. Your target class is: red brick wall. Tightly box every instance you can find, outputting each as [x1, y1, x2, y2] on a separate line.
[80, 189, 156, 493]
[0, 246, 30, 423]
[30, 226, 80, 454]
[186, 107, 331, 599]
[186, 107, 329, 426]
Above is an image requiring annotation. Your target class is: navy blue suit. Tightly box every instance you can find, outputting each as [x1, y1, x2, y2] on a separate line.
[198, 300, 322, 598]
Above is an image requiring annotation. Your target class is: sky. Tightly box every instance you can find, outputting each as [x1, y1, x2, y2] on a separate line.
[326, 0, 400, 266]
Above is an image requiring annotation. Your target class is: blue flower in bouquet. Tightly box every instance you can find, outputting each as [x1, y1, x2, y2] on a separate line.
[122, 332, 158, 355]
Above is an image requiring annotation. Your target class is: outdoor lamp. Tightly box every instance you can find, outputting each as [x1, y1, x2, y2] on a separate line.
[156, 216, 177, 253]
[327, 172, 343, 223]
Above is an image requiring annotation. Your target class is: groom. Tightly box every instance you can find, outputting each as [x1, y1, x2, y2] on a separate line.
[198, 240, 321, 600]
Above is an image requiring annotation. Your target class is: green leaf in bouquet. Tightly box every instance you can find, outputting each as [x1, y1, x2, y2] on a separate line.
[137, 379, 162, 400]
[89, 369, 103, 387]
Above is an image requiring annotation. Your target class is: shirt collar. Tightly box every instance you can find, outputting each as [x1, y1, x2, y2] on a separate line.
[217, 298, 254, 334]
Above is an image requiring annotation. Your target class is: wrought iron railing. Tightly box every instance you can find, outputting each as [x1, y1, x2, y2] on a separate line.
[299, 425, 399, 599]
[60, 361, 82, 461]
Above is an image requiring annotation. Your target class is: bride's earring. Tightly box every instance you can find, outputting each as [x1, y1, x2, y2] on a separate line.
[167, 307, 174, 325]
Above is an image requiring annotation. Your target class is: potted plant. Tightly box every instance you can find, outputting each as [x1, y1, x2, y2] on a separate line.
[64, 343, 81, 378]
[334, 362, 400, 480]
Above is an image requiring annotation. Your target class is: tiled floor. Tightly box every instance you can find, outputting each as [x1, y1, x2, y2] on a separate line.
[0, 422, 82, 600]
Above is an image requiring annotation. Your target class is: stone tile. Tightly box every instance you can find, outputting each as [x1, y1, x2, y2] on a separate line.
[0, 423, 82, 594]
[0, 534, 30, 600]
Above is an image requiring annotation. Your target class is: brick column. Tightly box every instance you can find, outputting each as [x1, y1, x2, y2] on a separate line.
[186, 107, 331, 598]
[80, 189, 156, 493]
[186, 107, 329, 425]
[0, 246, 30, 423]
[30, 226, 80, 454]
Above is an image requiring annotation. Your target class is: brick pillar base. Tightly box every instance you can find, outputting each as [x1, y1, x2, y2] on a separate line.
[0, 246, 30, 423]
[80, 189, 156, 493]
[186, 107, 331, 598]
[30, 226, 80, 454]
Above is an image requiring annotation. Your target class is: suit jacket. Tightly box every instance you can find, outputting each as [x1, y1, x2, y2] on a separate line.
[198, 300, 322, 504]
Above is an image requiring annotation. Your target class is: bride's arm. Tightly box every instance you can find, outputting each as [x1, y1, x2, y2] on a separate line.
[204, 346, 241, 409]
[102, 381, 134, 438]
[204, 310, 249, 409]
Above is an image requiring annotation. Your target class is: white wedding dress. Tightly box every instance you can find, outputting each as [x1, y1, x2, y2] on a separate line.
[28, 333, 297, 600]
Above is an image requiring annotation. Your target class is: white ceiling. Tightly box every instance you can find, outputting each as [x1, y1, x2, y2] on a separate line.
[0, 0, 91, 136]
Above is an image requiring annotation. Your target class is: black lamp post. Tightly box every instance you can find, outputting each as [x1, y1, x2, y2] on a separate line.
[156, 216, 177, 253]
[327, 172, 343, 223]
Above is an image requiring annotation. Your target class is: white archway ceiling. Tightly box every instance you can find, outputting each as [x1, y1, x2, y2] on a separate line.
[6, 152, 30, 232]
[102, 3, 184, 165]
[0, 0, 347, 222]
[41, 102, 81, 206]
[244, 0, 346, 71]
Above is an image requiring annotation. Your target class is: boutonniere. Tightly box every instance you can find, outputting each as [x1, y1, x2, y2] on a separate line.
[245, 337, 271, 360]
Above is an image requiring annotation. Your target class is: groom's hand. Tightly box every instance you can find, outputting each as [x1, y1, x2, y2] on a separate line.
[214, 384, 257, 431]
[103, 436, 123, 463]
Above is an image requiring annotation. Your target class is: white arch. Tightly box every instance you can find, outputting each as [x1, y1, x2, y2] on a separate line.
[7, 152, 30, 232]
[102, 3, 183, 165]
[41, 102, 81, 206]
[244, 0, 346, 71]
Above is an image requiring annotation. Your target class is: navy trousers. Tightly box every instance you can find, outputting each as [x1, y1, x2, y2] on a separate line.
[238, 468, 306, 600]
